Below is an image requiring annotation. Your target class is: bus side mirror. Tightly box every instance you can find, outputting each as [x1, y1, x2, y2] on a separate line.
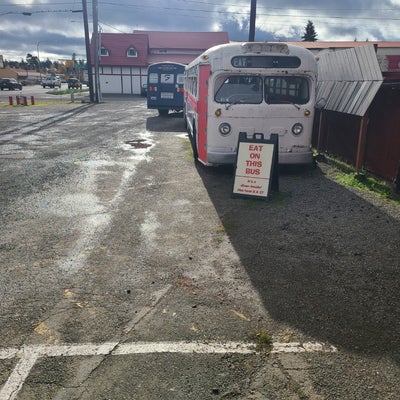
[315, 98, 327, 110]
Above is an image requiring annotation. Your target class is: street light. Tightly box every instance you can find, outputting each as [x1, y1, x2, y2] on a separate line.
[37, 41, 43, 78]
[36, 41, 51, 79]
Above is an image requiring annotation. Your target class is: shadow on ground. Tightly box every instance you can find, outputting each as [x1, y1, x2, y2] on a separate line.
[196, 161, 400, 364]
[146, 112, 185, 133]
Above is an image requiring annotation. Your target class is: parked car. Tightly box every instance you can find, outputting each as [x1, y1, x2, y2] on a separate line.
[67, 78, 82, 89]
[0, 78, 22, 90]
[20, 77, 41, 86]
[41, 75, 61, 88]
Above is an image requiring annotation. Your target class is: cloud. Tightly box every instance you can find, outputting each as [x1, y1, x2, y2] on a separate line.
[0, 0, 399, 61]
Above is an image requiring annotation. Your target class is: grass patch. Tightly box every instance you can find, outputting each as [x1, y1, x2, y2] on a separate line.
[0, 100, 81, 108]
[183, 138, 194, 161]
[250, 331, 273, 352]
[47, 88, 89, 95]
[324, 155, 400, 204]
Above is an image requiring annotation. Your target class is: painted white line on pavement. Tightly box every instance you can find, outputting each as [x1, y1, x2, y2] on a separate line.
[112, 341, 256, 355]
[271, 342, 338, 353]
[0, 348, 18, 360]
[0, 340, 337, 400]
[1, 348, 39, 400]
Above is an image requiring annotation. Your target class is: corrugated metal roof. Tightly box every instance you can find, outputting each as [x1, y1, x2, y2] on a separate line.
[316, 44, 383, 116]
[287, 41, 400, 49]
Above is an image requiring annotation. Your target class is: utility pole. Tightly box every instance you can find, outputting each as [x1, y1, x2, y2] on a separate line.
[249, 0, 257, 42]
[82, 0, 94, 102]
[92, 0, 102, 103]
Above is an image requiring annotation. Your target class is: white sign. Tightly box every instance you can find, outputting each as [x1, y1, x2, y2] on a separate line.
[161, 74, 173, 84]
[233, 142, 274, 198]
[160, 92, 174, 99]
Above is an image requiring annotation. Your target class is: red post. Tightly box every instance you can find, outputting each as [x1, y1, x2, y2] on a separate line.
[31, 96, 35, 105]
[16, 96, 20, 105]
[8, 96, 13, 105]
[355, 114, 369, 172]
[23, 96, 28, 106]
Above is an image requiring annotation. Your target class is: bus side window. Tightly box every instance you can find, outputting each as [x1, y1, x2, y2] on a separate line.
[177, 74, 185, 85]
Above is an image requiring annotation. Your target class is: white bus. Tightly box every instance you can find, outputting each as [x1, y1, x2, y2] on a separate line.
[184, 42, 318, 165]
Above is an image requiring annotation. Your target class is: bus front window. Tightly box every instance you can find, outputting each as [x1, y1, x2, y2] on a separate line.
[215, 75, 262, 104]
[265, 76, 310, 105]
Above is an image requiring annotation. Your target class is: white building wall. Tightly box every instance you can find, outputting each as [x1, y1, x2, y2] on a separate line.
[96, 66, 147, 95]
[100, 75, 121, 94]
[122, 75, 132, 94]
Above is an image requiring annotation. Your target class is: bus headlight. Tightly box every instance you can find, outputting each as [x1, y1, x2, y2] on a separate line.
[219, 122, 231, 136]
[292, 123, 303, 136]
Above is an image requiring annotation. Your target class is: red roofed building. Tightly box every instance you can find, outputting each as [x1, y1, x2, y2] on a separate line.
[134, 30, 229, 65]
[89, 30, 229, 95]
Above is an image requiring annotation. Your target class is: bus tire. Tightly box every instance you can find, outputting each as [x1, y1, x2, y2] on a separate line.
[158, 109, 169, 117]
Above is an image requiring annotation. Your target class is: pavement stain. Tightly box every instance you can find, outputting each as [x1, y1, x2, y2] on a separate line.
[124, 139, 152, 148]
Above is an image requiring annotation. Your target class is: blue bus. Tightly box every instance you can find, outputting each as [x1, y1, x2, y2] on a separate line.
[146, 62, 185, 116]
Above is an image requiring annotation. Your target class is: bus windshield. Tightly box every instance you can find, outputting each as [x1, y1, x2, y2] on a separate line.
[214, 75, 310, 105]
[214, 76, 263, 104]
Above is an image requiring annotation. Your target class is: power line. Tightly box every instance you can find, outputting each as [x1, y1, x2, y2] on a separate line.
[0, 9, 82, 15]
[175, 0, 400, 12]
[2, 0, 400, 13]
[96, 1, 400, 22]
[2, 1, 400, 22]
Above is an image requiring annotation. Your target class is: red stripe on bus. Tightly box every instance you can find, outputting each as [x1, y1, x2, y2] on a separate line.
[197, 64, 211, 163]
[186, 92, 198, 113]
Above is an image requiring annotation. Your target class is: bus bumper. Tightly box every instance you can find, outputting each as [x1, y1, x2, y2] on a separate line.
[206, 150, 313, 165]
[207, 152, 237, 165]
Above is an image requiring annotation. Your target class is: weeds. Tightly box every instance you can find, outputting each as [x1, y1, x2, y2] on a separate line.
[324, 155, 400, 204]
[250, 330, 274, 352]
[47, 88, 89, 96]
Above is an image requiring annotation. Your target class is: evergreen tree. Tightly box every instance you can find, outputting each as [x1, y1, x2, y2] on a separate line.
[301, 20, 318, 41]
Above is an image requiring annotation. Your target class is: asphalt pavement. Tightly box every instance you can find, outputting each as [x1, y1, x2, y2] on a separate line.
[0, 96, 400, 399]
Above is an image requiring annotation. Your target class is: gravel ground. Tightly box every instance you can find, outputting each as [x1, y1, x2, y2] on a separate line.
[1, 99, 400, 399]
[185, 147, 400, 398]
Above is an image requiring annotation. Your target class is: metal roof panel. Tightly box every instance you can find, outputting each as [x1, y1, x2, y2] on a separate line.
[317, 44, 383, 116]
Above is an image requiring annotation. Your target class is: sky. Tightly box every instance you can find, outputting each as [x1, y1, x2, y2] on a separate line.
[1, 0, 400, 62]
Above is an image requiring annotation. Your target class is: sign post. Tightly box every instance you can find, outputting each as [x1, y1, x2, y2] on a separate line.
[232, 132, 279, 200]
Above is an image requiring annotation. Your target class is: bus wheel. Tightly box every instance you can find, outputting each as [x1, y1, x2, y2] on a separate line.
[158, 109, 169, 117]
